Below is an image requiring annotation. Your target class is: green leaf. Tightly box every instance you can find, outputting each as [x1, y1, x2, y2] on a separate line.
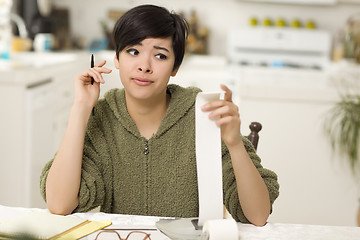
[324, 94, 360, 176]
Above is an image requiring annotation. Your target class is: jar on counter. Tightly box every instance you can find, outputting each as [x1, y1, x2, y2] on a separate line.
[33, 33, 54, 52]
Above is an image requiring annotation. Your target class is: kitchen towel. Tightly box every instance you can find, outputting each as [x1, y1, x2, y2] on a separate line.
[195, 92, 224, 226]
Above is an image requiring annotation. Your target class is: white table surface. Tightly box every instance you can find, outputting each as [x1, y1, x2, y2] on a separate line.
[1, 205, 360, 240]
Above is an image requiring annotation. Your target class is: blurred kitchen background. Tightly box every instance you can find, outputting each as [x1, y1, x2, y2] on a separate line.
[1, 0, 360, 227]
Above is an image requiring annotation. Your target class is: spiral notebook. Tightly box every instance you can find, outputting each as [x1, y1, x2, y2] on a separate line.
[0, 211, 111, 239]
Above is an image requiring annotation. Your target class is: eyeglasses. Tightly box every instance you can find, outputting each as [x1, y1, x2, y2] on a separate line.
[94, 230, 151, 240]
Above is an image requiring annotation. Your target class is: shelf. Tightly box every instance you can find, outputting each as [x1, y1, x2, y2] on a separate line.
[238, 0, 338, 5]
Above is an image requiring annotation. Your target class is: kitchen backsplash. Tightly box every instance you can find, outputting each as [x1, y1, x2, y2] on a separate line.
[52, 0, 360, 56]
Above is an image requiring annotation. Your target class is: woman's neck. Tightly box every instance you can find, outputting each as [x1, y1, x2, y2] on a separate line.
[126, 92, 171, 139]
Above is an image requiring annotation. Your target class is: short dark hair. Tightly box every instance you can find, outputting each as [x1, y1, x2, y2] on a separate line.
[112, 5, 189, 70]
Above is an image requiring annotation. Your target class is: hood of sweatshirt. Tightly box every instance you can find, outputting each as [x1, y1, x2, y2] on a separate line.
[102, 84, 201, 139]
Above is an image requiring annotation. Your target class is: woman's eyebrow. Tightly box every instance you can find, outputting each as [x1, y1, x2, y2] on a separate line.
[154, 46, 170, 52]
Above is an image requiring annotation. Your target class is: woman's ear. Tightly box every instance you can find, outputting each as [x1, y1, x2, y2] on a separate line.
[114, 54, 120, 69]
[171, 67, 179, 77]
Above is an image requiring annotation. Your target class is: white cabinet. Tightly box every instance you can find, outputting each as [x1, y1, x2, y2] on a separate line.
[0, 84, 28, 207]
[0, 54, 87, 208]
[235, 70, 359, 226]
[0, 71, 55, 208]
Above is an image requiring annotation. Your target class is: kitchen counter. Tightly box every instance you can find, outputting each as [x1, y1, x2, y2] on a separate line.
[0, 51, 90, 86]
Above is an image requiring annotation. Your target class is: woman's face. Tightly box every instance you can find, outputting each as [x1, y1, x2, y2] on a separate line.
[114, 37, 178, 102]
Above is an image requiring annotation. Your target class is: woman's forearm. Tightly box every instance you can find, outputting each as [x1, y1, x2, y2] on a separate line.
[227, 140, 271, 226]
[45, 103, 92, 215]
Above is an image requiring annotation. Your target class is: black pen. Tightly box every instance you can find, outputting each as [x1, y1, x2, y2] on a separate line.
[91, 54, 94, 85]
[91, 54, 95, 115]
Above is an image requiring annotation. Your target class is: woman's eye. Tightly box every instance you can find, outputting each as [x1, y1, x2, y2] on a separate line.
[155, 53, 167, 60]
[126, 48, 139, 56]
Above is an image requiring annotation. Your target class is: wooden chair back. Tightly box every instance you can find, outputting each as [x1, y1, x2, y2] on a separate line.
[246, 122, 262, 150]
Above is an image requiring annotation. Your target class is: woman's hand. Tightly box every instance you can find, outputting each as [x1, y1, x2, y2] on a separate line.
[201, 84, 242, 148]
[74, 60, 112, 108]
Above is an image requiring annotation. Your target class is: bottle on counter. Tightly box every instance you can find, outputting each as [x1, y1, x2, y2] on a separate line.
[186, 9, 209, 54]
[344, 22, 355, 59]
[343, 13, 360, 60]
[0, 0, 13, 61]
[332, 31, 345, 62]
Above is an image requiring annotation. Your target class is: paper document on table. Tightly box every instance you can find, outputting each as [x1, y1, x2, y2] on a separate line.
[0, 211, 111, 239]
[195, 92, 224, 226]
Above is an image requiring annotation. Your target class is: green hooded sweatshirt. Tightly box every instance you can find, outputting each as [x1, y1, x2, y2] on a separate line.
[40, 84, 279, 223]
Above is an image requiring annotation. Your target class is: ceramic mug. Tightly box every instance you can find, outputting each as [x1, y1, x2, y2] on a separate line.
[33, 33, 54, 52]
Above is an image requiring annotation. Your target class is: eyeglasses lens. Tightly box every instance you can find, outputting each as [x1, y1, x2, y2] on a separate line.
[127, 231, 151, 240]
[94, 230, 151, 240]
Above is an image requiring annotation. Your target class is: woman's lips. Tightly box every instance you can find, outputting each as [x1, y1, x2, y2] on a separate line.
[133, 78, 153, 86]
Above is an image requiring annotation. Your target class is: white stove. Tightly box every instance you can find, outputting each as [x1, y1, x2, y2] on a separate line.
[227, 27, 332, 70]
[225, 27, 333, 103]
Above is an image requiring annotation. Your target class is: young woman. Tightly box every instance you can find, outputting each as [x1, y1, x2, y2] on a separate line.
[40, 4, 279, 226]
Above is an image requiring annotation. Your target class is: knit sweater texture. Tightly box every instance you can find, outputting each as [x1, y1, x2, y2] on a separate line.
[40, 84, 279, 223]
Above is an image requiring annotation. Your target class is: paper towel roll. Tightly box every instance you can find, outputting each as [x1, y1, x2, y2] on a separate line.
[201, 219, 238, 240]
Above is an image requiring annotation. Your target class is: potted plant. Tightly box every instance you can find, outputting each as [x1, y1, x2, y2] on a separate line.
[324, 93, 360, 226]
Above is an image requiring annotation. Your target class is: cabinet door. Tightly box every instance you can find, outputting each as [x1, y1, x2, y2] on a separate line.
[238, 88, 358, 226]
[0, 86, 27, 207]
[25, 81, 56, 208]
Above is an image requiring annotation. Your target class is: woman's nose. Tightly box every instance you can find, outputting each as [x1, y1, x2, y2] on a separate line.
[137, 58, 152, 73]
[138, 66, 152, 73]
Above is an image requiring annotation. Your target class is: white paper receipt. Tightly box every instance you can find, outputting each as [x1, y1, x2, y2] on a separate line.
[195, 92, 224, 226]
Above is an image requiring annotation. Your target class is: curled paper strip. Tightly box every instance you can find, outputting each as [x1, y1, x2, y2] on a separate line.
[201, 219, 238, 240]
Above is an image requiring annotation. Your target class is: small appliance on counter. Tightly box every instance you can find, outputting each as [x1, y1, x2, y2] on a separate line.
[18, 0, 55, 50]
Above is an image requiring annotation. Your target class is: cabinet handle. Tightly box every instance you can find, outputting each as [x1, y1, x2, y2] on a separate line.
[27, 78, 52, 89]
